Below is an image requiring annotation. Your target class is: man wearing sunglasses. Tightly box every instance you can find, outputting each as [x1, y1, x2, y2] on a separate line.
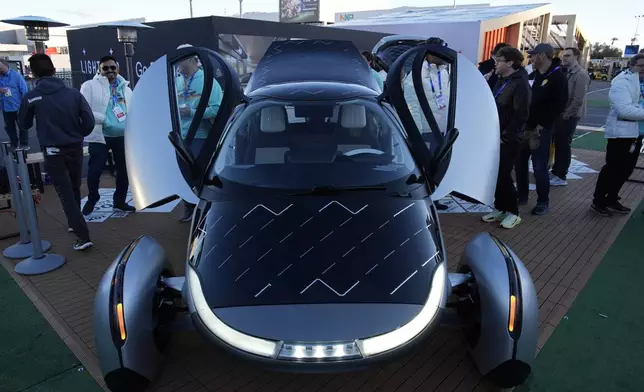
[80, 55, 136, 216]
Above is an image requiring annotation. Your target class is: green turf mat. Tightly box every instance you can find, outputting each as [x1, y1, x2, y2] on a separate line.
[572, 131, 606, 152]
[518, 200, 644, 392]
[0, 266, 102, 392]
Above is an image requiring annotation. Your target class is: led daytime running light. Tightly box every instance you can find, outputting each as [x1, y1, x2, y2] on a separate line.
[358, 262, 446, 357]
[187, 267, 279, 358]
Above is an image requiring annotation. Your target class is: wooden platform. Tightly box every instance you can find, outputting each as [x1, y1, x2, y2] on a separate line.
[2, 148, 643, 392]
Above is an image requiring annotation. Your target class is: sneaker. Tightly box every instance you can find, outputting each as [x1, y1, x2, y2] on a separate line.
[113, 203, 136, 213]
[590, 203, 611, 217]
[73, 239, 94, 251]
[482, 210, 506, 223]
[531, 204, 549, 215]
[500, 213, 522, 229]
[606, 202, 631, 215]
[67, 227, 74, 233]
[549, 175, 567, 187]
[82, 199, 98, 216]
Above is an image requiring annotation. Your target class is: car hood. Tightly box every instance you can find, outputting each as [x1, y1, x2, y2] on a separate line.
[193, 197, 441, 310]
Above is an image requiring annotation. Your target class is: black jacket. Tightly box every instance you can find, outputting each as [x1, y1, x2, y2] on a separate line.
[493, 68, 532, 144]
[18, 77, 95, 148]
[527, 62, 568, 129]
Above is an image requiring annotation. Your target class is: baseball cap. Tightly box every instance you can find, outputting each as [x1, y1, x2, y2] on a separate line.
[177, 44, 193, 50]
[527, 43, 554, 57]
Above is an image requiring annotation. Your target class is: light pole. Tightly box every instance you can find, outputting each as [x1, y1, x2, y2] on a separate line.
[98, 21, 154, 87]
[239, 0, 243, 18]
[1, 16, 68, 54]
[189, 0, 194, 18]
[633, 15, 644, 45]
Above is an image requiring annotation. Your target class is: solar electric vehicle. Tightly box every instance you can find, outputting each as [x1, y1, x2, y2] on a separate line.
[94, 37, 539, 392]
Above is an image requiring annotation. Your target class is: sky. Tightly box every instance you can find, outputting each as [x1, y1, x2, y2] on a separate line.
[1, 0, 643, 48]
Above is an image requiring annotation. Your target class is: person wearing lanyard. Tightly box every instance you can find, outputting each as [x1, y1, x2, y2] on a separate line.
[591, 54, 644, 216]
[175, 45, 224, 222]
[515, 43, 568, 216]
[80, 56, 136, 217]
[482, 47, 531, 229]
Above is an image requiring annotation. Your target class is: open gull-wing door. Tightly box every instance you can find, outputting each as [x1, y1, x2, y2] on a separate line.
[125, 47, 241, 210]
[378, 37, 499, 205]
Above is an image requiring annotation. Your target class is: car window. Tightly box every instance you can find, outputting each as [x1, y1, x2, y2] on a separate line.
[210, 99, 418, 190]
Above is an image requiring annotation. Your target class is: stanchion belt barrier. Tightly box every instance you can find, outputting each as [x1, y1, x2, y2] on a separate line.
[1, 142, 65, 275]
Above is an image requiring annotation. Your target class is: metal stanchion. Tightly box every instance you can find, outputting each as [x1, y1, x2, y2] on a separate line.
[12, 147, 65, 275]
[2, 142, 51, 258]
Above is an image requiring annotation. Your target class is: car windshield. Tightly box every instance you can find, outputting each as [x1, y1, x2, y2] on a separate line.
[209, 99, 419, 190]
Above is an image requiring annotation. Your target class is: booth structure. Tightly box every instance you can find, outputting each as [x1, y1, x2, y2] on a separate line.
[331, 3, 556, 65]
[65, 15, 388, 89]
[549, 14, 590, 67]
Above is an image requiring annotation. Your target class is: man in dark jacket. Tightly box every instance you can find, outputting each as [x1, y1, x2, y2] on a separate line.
[18, 54, 95, 251]
[482, 46, 531, 229]
[515, 43, 568, 216]
[479, 42, 511, 90]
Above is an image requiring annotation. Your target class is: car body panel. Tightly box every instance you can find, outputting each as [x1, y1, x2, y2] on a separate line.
[192, 198, 440, 308]
[214, 303, 423, 341]
[124, 55, 198, 209]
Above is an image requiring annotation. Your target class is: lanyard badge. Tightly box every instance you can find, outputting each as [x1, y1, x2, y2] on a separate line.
[110, 82, 126, 123]
[429, 70, 447, 109]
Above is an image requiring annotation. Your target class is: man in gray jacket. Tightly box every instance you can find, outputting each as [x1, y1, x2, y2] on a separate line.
[550, 47, 591, 186]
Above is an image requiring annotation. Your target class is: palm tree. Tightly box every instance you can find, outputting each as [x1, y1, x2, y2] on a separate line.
[610, 37, 618, 46]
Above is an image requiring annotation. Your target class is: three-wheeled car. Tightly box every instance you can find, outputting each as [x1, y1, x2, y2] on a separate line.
[94, 37, 538, 392]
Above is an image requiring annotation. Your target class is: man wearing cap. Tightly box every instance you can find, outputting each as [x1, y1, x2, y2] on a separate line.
[515, 43, 568, 216]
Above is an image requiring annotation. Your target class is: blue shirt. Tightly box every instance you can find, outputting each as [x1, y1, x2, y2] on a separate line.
[0, 69, 28, 112]
[371, 69, 384, 92]
[639, 80, 644, 135]
[175, 68, 223, 139]
[103, 80, 127, 137]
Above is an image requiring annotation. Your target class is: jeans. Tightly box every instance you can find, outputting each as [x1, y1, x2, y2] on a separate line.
[516, 126, 553, 205]
[593, 137, 643, 208]
[43, 145, 90, 241]
[551, 116, 580, 180]
[87, 137, 129, 205]
[494, 141, 520, 215]
[2, 111, 28, 147]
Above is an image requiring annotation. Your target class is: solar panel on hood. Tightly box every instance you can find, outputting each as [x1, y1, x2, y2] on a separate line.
[245, 39, 380, 94]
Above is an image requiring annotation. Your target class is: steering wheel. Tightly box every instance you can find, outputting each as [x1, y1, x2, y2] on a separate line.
[343, 148, 386, 156]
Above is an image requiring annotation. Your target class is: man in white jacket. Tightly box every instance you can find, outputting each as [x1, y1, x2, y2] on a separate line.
[80, 56, 136, 215]
[591, 53, 644, 216]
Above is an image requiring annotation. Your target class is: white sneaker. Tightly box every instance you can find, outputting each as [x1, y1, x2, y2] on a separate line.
[500, 213, 522, 229]
[482, 210, 506, 223]
[550, 175, 567, 186]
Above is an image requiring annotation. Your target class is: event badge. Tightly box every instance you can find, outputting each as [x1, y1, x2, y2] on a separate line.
[45, 147, 60, 156]
[435, 94, 447, 110]
[112, 105, 126, 123]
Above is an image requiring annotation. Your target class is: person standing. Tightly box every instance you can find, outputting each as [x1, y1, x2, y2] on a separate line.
[18, 54, 95, 251]
[80, 56, 136, 215]
[550, 47, 591, 186]
[361, 52, 384, 92]
[175, 44, 223, 222]
[515, 43, 568, 216]
[591, 54, 644, 215]
[482, 47, 531, 229]
[479, 43, 511, 90]
[0, 59, 29, 148]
